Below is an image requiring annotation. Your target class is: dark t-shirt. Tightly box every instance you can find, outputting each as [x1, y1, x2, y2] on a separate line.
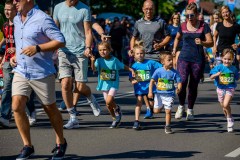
[178, 21, 211, 63]
[132, 17, 170, 53]
[216, 22, 240, 53]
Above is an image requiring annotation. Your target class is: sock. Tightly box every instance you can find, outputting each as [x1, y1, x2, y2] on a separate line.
[67, 107, 77, 119]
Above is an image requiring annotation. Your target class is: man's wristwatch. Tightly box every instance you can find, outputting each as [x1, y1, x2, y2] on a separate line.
[36, 45, 41, 52]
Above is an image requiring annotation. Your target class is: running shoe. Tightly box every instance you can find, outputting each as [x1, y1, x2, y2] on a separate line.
[109, 120, 121, 129]
[175, 105, 184, 119]
[144, 108, 153, 119]
[52, 138, 67, 160]
[227, 127, 234, 133]
[133, 121, 140, 130]
[87, 94, 101, 117]
[63, 117, 80, 129]
[16, 146, 34, 160]
[227, 117, 234, 128]
[28, 110, 37, 126]
[186, 109, 194, 121]
[115, 105, 122, 122]
[58, 101, 67, 111]
[165, 126, 173, 134]
[0, 117, 10, 128]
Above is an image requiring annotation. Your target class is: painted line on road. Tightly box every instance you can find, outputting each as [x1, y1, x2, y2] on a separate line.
[225, 147, 240, 158]
[36, 91, 134, 113]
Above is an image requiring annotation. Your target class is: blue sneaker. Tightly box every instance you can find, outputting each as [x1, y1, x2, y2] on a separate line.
[144, 108, 153, 119]
[16, 146, 34, 160]
[58, 101, 67, 111]
[133, 121, 140, 130]
[115, 105, 122, 122]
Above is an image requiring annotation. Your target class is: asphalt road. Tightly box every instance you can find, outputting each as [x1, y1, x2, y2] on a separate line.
[1, 71, 240, 160]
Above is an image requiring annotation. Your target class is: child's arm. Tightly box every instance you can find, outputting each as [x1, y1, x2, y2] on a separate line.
[210, 72, 221, 80]
[124, 65, 135, 78]
[90, 56, 96, 72]
[129, 77, 138, 85]
[148, 79, 155, 99]
[176, 82, 182, 94]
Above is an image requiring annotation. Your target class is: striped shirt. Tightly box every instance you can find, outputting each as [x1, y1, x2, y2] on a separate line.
[2, 21, 15, 61]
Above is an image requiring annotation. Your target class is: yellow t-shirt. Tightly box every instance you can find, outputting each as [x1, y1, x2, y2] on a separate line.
[0, 31, 3, 41]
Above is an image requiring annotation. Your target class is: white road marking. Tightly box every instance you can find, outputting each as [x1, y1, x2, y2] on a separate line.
[225, 147, 240, 157]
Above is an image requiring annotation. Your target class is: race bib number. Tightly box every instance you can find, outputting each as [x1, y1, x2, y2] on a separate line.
[157, 78, 174, 91]
[100, 69, 116, 81]
[219, 73, 234, 85]
[208, 52, 214, 59]
[135, 70, 150, 82]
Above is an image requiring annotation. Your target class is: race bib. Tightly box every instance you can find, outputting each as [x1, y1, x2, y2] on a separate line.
[135, 70, 150, 82]
[208, 52, 214, 59]
[100, 69, 116, 81]
[219, 73, 234, 85]
[157, 78, 174, 91]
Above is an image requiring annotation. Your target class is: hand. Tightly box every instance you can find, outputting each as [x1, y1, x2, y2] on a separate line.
[10, 56, 17, 67]
[22, 46, 37, 57]
[176, 88, 181, 94]
[148, 92, 153, 99]
[6, 47, 16, 54]
[195, 38, 202, 45]
[216, 72, 221, 76]
[131, 79, 138, 85]
[153, 41, 163, 50]
[232, 43, 238, 50]
[101, 34, 110, 42]
[128, 50, 133, 57]
[172, 49, 176, 56]
[212, 46, 217, 55]
[90, 55, 95, 61]
[131, 70, 135, 78]
[84, 48, 92, 58]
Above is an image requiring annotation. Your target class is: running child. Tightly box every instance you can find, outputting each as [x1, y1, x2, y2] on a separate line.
[210, 48, 239, 133]
[148, 51, 182, 134]
[91, 41, 135, 128]
[129, 44, 162, 130]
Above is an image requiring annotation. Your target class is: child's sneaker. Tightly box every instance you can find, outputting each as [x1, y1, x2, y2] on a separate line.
[227, 117, 234, 128]
[133, 121, 140, 130]
[144, 108, 153, 119]
[109, 119, 121, 128]
[186, 109, 194, 121]
[175, 105, 184, 119]
[115, 105, 122, 122]
[165, 126, 173, 134]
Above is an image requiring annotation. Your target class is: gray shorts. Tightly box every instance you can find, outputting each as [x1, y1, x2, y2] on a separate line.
[12, 72, 56, 105]
[58, 51, 88, 82]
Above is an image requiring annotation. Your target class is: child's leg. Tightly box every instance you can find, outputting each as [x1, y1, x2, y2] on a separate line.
[103, 91, 116, 118]
[153, 93, 163, 114]
[135, 96, 143, 121]
[165, 109, 171, 126]
[222, 94, 233, 118]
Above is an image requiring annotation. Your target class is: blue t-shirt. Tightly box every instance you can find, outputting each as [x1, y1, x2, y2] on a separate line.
[130, 59, 162, 95]
[209, 64, 239, 89]
[168, 25, 182, 48]
[94, 56, 125, 91]
[178, 21, 211, 63]
[53, 1, 91, 56]
[151, 67, 181, 96]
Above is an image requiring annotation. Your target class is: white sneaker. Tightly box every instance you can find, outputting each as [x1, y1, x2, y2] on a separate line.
[0, 117, 10, 128]
[227, 127, 234, 133]
[175, 105, 184, 119]
[63, 117, 80, 129]
[28, 111, 37, 126]
[186, 109, 194, 121]
[227, 117, 234, 128]
[87, 94, 101, 117]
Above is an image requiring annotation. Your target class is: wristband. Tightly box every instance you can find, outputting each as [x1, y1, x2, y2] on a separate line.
[36, 45, 41, 52]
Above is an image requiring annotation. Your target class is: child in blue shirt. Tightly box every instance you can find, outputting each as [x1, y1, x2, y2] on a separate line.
[91, 41, 135, 128]
[210, 48, 239, 133]
[148, 51, 182, 134]
[129, 44, 162, 129]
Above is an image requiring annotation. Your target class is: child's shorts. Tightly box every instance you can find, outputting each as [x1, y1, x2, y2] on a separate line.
[154, 93, 174, 110]
[102, 88, 117, 100]
[216, 88, 235, 103]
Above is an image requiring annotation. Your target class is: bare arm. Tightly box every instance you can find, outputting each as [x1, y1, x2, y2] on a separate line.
[210, 72, 221, 80]
[176, 83, 182, 94]
[213, 30, 219, 55]
[172, 32, 182, 56]
[148, 79, 155, 99]
[124, 65, 135, 78]
[84, 21, 93, 57]
[200, 33, 213, 48]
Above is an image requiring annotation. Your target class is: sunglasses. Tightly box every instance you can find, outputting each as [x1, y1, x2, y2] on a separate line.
[185, 14, 195, 19]
[14, 0, 21, 2]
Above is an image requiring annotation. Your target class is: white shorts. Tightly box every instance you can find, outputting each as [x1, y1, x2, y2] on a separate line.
[102, 88, 117, 101]
[154, 93, 174, 110]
